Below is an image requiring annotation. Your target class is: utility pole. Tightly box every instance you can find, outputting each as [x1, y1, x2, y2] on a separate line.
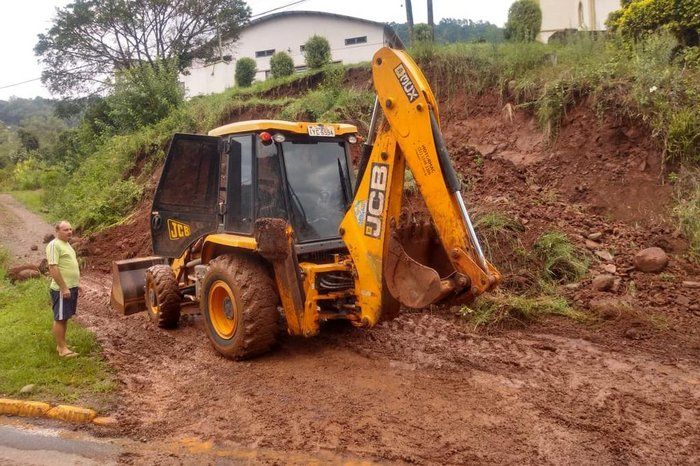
[427, 0, 434, 41]
[405, 0, 414, 44]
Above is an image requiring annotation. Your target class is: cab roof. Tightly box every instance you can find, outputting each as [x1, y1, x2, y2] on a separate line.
[208, 120, 358, 137]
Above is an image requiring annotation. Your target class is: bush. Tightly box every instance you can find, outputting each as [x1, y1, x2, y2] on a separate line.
[235, 57, 257, 87]
[608, 0, 700, 47]
[505, 0, 542, 42]
[270, 51, 295, 78]
[105, 60, 184, 134]
[304, 35, 331, 69]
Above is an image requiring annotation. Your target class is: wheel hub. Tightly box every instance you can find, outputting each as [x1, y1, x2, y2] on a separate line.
[223, 296, 234, 320]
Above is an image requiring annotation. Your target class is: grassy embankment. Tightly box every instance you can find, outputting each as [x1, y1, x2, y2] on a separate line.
[0, 247, 114, 406]
[17, 34, 698, 327]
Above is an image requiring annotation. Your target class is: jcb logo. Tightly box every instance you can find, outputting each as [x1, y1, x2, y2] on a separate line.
[364, 163, 388, 238]
[394, 64, 419, 103]
[167, 219, 191, 240]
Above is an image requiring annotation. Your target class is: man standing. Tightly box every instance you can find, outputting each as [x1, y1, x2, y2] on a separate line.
[46, 220, 80, 357]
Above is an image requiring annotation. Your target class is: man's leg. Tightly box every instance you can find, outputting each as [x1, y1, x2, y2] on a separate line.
[52, 319, 70, 355]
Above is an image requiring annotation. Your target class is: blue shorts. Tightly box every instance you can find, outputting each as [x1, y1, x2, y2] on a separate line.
[50, 287, 79, 321]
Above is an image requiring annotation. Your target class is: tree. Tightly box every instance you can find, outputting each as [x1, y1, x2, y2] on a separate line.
[270, 52, 295, 79]
[304, 35, 331, 69]
[607, 0, 700, 48]
[235, 58, 256, 87]
[413, 24, 434, 43]
[505, 0, 542, 42]
[35, 0, 251, 95]
[105, 60, 184, 133]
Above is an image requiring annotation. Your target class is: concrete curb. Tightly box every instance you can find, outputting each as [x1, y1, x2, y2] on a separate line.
[0, 398, 110, 425]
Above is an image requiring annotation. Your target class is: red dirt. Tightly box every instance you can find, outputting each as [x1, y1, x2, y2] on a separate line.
[65, 87, 699, 463]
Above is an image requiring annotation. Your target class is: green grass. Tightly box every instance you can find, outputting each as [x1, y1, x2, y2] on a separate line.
[533, 232, 589, 283]
[673, 169, 700, 260]
[460, 292, 586, 329]
[9, 190, 48, 219]
[0, 265, 115, 406]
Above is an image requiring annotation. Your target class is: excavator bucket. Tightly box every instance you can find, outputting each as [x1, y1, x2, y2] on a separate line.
[111, 256, 166, 315]
[385, 233, 442, 308]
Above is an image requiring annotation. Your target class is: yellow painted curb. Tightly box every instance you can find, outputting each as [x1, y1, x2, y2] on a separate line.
[0, 399, 51, 418]
[0, 398, 102, 424]
[46, 405, 97, 423]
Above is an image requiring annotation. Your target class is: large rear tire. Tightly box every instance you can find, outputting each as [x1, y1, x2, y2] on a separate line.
[144, 265, 181, 328]
[200, 254, 279, 360]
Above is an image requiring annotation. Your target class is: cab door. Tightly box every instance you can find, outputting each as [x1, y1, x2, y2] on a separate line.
[151, 134, 221, 258]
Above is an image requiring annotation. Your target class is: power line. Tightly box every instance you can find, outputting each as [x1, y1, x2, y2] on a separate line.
[250, 0, 310, 19]
[0, 76, 44, 91]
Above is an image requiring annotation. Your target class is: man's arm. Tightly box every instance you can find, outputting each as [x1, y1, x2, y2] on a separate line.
[48, 265, 71, 298]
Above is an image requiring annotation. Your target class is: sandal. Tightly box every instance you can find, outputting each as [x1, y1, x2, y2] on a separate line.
[58, 350, 78, 358]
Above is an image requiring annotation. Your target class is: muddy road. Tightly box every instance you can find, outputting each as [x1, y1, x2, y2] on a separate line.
[72, 270, 698, 465]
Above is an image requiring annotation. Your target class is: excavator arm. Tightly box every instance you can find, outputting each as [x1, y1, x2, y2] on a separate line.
[340, 47, 501, 327]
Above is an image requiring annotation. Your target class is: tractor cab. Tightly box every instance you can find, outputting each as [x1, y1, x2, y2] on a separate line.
[150, 120, 358, 259]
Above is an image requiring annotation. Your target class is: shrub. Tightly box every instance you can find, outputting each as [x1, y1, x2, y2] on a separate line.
[270, 51, 295, 78]
[235, 57, 257, 87]
[505, 0, 542, 42]
[304, 35, 331, 69]
[105, 60, 184, 134]
[608, 0, 700, 48]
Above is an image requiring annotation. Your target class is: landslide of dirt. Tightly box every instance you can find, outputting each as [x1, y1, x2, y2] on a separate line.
[71, 78, 700, 463]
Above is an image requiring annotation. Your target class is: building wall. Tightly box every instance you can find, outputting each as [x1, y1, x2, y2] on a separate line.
[537, 0, 620, 43]
[181, 14, 388, 97]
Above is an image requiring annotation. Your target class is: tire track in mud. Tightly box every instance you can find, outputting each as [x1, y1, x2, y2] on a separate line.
[77, 274, 699, 464]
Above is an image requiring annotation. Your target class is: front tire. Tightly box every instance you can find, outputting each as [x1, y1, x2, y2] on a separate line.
[144, 265, 181, 328]
[200, 254, 279, 360]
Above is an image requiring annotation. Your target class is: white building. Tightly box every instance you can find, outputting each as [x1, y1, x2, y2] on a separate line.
[537, 0, 621, 43]
[181, 11, 401, 97]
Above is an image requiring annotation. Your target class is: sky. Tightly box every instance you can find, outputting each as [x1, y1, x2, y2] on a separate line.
[0, 0, 514, 100]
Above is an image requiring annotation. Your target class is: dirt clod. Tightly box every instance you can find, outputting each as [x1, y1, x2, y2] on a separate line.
[592, 274, 615, 292]
[634, 247, 669, 273]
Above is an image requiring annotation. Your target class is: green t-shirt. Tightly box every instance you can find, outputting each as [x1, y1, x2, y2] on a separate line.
[46, 239, 80, 291]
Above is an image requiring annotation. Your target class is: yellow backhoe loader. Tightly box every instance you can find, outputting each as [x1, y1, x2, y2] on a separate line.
[111, 47, 501, 359]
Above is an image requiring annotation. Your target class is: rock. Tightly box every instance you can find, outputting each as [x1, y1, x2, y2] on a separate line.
[564, 283, 580, 290]
[38, 259, 49, 274]
[587, 232, 603, 241]
[585, 240, 601, 250]
[592, 274, 615, 292]
[92, 416, 118, 427]
[612, 278, 622, 293]
[43, 233, 54, 243]
[589, 297, 624, 319]
[677, 296, 691, 307]
[7, 265, 41, 283]
[30, 245, 38, 251]
[681, 281, 700, 289]
[19, 384, 35, 394]
[624, 327, 641, 340]
[602, 264, 617, 274]
[634, 247, 668, 273]
[595, 250, 614, 262]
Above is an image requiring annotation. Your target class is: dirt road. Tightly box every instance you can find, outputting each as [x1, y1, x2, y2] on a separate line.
[2, 195, 699, 464]
[0, 194, 53, 263]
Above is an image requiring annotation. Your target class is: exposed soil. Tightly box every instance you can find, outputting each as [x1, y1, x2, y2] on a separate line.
[3, 85, 699, 463]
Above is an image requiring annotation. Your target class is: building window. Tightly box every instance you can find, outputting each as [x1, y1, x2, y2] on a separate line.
[255, 49, 275, 58]
[344, 36, 367, 46]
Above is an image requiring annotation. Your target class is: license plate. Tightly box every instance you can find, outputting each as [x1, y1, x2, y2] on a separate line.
[307, 125, 335, 137]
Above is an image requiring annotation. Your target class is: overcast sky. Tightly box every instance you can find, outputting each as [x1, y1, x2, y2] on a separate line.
[0, 0, 514, 100]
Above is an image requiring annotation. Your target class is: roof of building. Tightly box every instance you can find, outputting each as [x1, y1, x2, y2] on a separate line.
[246, 10, 403, 48]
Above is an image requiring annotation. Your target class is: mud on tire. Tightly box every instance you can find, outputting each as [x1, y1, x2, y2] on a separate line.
[200, 254, 280, 360]
[145, 265, 181, 328]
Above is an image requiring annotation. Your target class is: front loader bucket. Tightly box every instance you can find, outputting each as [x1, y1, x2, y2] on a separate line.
[111, 256, 167, 315]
